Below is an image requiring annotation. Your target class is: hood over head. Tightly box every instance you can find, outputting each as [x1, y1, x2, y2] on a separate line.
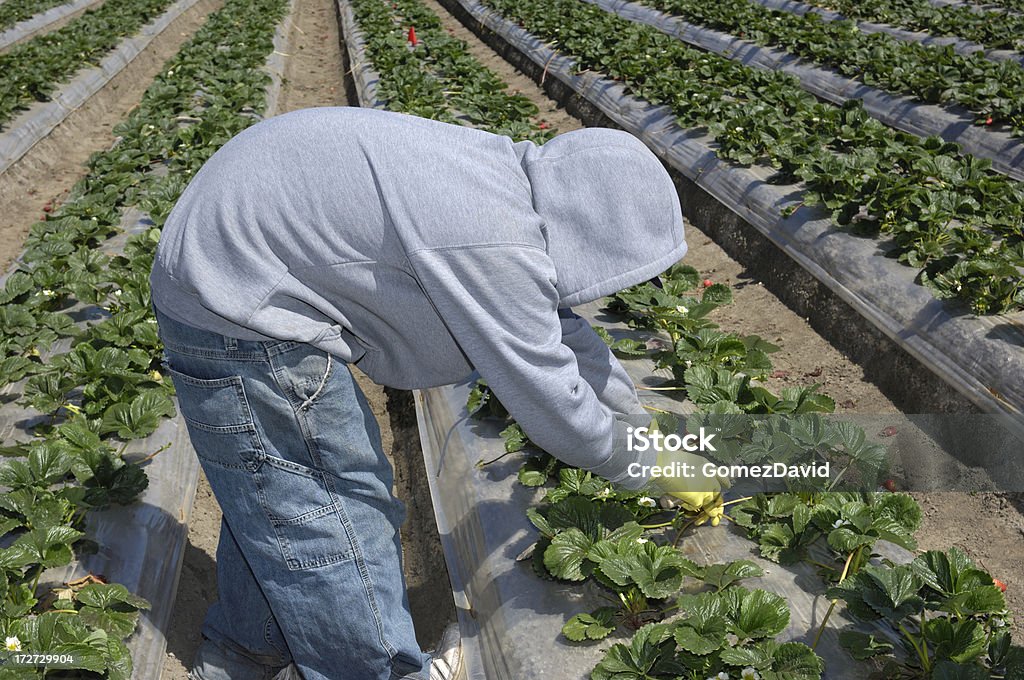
[517, 128, 687, 308]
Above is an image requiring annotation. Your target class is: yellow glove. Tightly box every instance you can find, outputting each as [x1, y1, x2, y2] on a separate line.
[662, 490, 725, 527]
[644, 417, 728, 526]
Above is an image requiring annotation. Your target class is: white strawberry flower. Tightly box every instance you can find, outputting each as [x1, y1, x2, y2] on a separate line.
[718, 673, 730, 680]
[5, 636, 20, 651]
[638, 496, 657, 508]
[636, 537, 650, 545]
[595, 487, 612, 500]
[41, 289, 55, 297]
[734, 126, 744, 133]
[113, 289, 122, 297]
[741, 668, 760, 680]
[676, 305, 689, 314]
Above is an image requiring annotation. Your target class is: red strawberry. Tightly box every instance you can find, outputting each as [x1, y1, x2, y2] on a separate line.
[883, 479, 897, 492]
[994, 578, 1007, 592]
[42, 202, 52, 213]
[703, 279, 713, 287]
[880, 426, 898, 437]
[538, 122, 549, 130]
[408, 26, 417, 46]
[985, 116, 994, 125]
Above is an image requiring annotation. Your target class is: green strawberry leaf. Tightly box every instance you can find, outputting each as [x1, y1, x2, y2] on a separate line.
[630, 543, 692, 599]
[764, 642, 824, 680]
[562, 607, 617, 642]
[672, 615, 727, 655]
[543, 528, 594, 581]
[733, 589, 790, 640]
[701, 560, 765, 592]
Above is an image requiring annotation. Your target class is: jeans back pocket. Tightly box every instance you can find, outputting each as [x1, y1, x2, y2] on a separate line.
[167, 367, 264, 471]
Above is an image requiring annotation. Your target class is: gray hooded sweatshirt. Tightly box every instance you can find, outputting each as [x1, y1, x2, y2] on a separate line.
[150, 107, 687, 487]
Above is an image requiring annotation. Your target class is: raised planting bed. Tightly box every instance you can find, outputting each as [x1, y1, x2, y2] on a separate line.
[961, 0, 1024, 13]
[0, 209, 201, 680]
[0, 0, 191, 128]
[0, 0, 292, 675]
[417, 379, 1022, 678]
[579, 0, 1024, 182]
[1, 0, 89, 32]
[745, 0, 1024, 60]
[0, 0, 106, 51]
[0, 0, 202, 175]
[612, 0, 1024, 136]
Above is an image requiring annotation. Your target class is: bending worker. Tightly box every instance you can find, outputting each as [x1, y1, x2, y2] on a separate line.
[150, 107, 721, 680]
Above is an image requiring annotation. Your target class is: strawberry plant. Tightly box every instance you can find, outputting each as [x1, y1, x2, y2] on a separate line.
[0, 426, 152, 677]
[730, 492, 920, 570]
[829, 547, 1024, 677]
[475, 0, 1024, 313]
[0, 0, 179, 127]
[523, 461, 824, 679]
[795, 0, 1024, 51]
[958, 0, 1024, 17]
[0, 0, 79, 31]
[637, 0, 1024, 131]
[605, 264, 780, 382]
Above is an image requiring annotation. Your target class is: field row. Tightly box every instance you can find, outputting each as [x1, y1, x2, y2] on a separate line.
[0, 0, 290, 673]
[752, 0, 1024, 53]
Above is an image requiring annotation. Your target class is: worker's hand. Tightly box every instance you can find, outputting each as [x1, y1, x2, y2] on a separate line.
[660, 490, 725, 527]
[643, 416, 729, 526]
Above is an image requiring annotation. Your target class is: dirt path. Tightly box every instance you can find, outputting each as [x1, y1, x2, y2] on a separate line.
[0, 0, 223, 274]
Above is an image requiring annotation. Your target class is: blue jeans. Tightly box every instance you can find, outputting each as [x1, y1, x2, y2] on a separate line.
[154, 306, 430, 680]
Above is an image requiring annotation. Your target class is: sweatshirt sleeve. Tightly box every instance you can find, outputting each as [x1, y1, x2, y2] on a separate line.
[558, 309, 646, 417]
[407, 244, 656, 488]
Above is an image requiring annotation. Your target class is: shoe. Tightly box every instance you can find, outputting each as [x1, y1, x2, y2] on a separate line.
[271, 665, 302, 680]
[429, 623, 463, 680]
